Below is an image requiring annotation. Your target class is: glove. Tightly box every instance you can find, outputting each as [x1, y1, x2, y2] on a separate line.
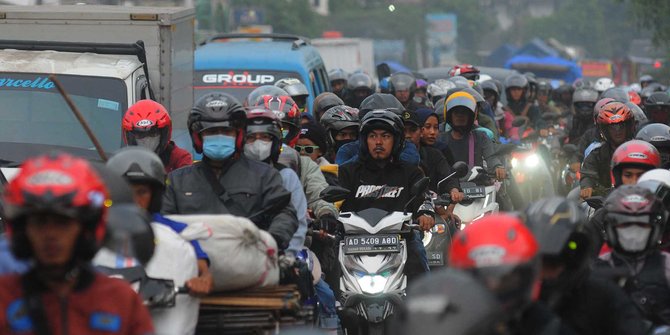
[316, 214, 341, 234]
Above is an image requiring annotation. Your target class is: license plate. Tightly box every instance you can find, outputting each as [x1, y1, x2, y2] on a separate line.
[463, 186, 486, 198]
[428, 251, 444, 266]
[343, 234, 400, 255]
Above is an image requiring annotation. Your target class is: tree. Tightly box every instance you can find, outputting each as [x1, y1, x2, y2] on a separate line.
[625, 0, 670, 47]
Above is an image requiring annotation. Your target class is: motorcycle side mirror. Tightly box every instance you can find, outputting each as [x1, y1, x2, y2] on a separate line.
[319, 186, 351, 203]
[103, 203, 155, 266]
[452, 161, 469, 178]
[405, 177, 430, 214]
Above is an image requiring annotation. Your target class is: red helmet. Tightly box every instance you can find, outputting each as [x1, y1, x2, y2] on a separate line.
[255, 95, 301, 146]
[593, 97, 615, 124]
[611, 140, 661, 187]
[122, 100, 172, 153]
[596, 102, 635, 144]
[628, 90, 642, 106]
[449, 64, 480, 81]
[449, 214, 540, 310]
[2, 152, 110, 260]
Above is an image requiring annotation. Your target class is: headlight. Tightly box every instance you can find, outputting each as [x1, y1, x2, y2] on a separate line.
[511, 157, 518, 169]
[525, 154, 540, 168]
[356, 273, 390, 294]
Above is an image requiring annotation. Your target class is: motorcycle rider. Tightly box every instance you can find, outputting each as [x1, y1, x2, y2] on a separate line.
[439, 92, 506, 179]
[312, 92, 345, 123]
[320, 105, 360, 162]
[644, 92, 670, 125]
[338, 109, 434, 280]
[593, 78, 616, 97]
[595, 185, 670, 326]
[104, 147, 211, 335]
[122, 99, 192, 173]
[388, 72, 423, 111]
[297, 123, 339, 186]
[504, 73, 543, 130]
[537, 81, 560, 118]
[637, 123, 670, 168]
[568, 88, 599, 153]
[0, 152, 154, 334]
[161, 92, 298, 251]
[580, 102, 636, 199]
[274, 78, 310, 113]
[449, 214, 576, 335]
[640, 75, 656, 89]
[553, 84, 575, 116]
[345, 72, 375, 108]
[449, 64, 480, 81]
[403, 109, 463, 223]
[328, 68, 348, 100]
[525, 197, 648, 335]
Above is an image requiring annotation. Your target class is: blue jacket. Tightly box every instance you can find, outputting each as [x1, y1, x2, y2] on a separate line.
[279, 168, 309, 256]
[335, 141, 421, 166]
[0, 235, 28, 275]
[152, 213, 209, 262]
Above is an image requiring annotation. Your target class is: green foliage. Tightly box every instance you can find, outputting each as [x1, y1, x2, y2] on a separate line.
[626, 0, 670, 47]
[229, 0, 321, 38]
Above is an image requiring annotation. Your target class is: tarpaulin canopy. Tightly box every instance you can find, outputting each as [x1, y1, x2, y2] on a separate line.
[504, 54, 582, 83]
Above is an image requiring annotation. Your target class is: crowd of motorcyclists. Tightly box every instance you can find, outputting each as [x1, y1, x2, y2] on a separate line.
[2, 59, 670, 335]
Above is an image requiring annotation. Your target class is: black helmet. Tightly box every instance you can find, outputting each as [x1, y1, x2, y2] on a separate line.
[554, 84, 575, 105]
[347, 72, 375, 92]
[524, 197, 591, 308]
[106, 146, 166, 213]
[601, 87, 630, 103]
[391, 268, 504, 335]
[480, 80, 500, 99]
[604, 185, 666, 256]
[636, 123, 670, 166]
[388, 72, 417, 100]
[320, 105, 360, 146]
[644, 92, 670, 124]
[328, 68, 348, 83]
[641, 83, 666, 101]
[645, 92, 670, 107]
[312, 92, 345, 122]
[359, 93, 405, 118]
[359, 109, 405, 160]
[101, 203, 155, 266]
[572, 88, 599, 119]
[188, 92, 246, 154]
[537, 81, 552, 96]
[244, 85, 288, 107]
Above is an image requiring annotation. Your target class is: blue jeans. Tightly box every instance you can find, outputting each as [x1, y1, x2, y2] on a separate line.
[405, 230, 430, 278]
[314, 278, 340, 329]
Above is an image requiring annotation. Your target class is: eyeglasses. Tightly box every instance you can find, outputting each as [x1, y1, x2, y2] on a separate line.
[295, 145, 320, 154]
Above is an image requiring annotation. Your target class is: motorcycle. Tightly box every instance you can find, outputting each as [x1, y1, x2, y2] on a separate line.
[321, 179, 430, 335]
[449, 165, 500, 229]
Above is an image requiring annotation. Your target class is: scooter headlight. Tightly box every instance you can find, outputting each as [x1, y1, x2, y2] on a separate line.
[356, 273, 390, 294]
[525, 154, 540, 168]
[511, 157, 519, 169]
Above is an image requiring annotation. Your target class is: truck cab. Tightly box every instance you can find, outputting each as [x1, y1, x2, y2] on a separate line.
[0, 49, 147, 153]
[194, 34, 330, 115]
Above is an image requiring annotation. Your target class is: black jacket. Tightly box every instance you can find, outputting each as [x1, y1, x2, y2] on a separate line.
[419, 146, 459, 194]
[580, 142, 613, 190]
[551, 272, 648, 335]
[162, 157, 299, 250]
[339, 159, 430, 216]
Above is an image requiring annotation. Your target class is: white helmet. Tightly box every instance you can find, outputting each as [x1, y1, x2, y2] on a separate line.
[427, 79, 456, 100]
[594, 77, 615, 93]
[639, 169, 670, 187]
[477, 74, 493, 83]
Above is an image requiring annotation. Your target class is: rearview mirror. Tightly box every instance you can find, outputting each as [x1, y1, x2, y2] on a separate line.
[452, 161, 469, 178]
[411, 177, 430, 197]
[319, 186, 351, 203]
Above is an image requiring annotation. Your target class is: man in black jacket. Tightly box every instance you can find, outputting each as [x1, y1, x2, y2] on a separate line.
[162, 92, 298, 250]
[339, 109, 434, 279]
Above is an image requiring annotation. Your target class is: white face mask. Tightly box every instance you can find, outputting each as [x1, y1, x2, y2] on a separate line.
[616, 225, 652, 252]
[136, 135, 161, 152]
[244, 140, 273, 162]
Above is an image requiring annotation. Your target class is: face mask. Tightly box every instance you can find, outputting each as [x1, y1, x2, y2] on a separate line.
[616, 225, 652, 252]
[136, 135, 161, 152]
[203, 134, 236, 161]
[244, 140, 273, 162]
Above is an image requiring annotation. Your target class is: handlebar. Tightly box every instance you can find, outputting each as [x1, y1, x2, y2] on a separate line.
[307, 228, 337, 241]
[176, 286, 190, 294]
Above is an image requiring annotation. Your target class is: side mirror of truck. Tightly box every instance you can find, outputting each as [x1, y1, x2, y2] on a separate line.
[319, 186, 351, 203]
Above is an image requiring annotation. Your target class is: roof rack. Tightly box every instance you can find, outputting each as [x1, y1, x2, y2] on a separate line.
[0, 39, 155, 100]
[202, 33, 310, 50]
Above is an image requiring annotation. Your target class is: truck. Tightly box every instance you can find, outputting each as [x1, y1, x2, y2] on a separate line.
[311, 37, 375, 76]
[0, 5, 194, 156]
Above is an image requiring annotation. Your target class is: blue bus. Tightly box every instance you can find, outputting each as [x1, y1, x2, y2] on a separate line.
[194, 33, 330, 115]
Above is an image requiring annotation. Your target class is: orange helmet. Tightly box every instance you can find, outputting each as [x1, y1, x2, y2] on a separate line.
[596, 102, 635, 144]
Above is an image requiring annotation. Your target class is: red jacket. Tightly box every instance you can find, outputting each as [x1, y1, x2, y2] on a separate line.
[0, 270, 154, 335]
[162, 142, 192, 173]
